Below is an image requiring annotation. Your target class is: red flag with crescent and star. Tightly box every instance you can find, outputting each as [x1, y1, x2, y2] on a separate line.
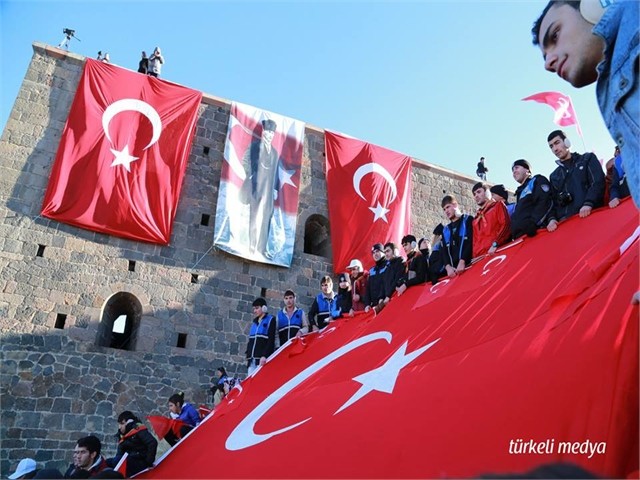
[41, 59, 202, 244]
[137, 199, 638, 479]
[324, 130, 412, 272]
[522, 91, 583, 136]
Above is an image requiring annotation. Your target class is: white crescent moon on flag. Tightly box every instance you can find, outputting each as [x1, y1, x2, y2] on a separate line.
[430, 279, 450, 294]
[225, 331, 393, 451]
[352, 163, 397, 203]
[102, 99, 162, 150]
[481, 254, 507, 276]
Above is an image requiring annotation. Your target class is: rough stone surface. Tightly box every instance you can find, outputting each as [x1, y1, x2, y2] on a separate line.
[0, 42, 483, 473]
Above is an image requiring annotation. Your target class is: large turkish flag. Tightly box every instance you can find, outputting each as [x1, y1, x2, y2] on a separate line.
[41, 59, 202, 244]
[140, 200, 639, 479]
[325, 131, 412, 272]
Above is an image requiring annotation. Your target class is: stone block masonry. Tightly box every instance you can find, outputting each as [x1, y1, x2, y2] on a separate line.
[0, 42, 480, 472]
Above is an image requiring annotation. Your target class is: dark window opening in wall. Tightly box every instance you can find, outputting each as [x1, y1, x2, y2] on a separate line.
[54, 313, 67, 329]
[36, 244, 46, 257]
[304, 214, 331, 258]
[260, 287, 267, 298]
[128, 260, 136, 272]
[203, 146, 210, 156]
[177, 333, 187, 348]
[191, 274, 199, 284]
[200, 214, 210, 226]
[96, 292, 142, 351]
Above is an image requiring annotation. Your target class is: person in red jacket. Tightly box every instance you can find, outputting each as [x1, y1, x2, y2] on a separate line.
[471, 182, 511, 258]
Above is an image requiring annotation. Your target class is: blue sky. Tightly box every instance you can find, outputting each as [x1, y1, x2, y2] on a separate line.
[1, 0, 615, 191]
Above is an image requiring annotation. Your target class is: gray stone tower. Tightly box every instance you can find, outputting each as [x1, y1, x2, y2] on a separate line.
[0, 43, 479, 473]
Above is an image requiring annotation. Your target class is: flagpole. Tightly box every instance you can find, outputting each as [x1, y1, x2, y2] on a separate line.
[568, 94, 588, 151]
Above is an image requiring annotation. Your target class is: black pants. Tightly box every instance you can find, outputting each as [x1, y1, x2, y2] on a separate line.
[164, 424, 194, 446]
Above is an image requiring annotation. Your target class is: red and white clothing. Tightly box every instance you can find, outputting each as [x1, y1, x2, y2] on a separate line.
[350, 271, 369, 312]
[472, 199, 510, 258]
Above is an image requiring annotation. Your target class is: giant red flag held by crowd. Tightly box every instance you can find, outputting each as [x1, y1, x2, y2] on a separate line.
[213, 102, 305, 267]
[139, 199, 639, 479]
[324, 131, 412, 272]
[522, 91, 584, 137]
[41, 59, 202, 244]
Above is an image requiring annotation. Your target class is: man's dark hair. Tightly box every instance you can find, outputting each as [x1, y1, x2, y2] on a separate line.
[283, 289, 295, 298]
[252, 297, 267, 308]
[547, 129, 567, 142]
[117, 411, 140, 424]
[384, 242, 397, 252]
[168, 391, 185, 406]
[441, 195, 457, 208]
[401, 234, 417, 245]
[532, 1, 580, 46]
[77, 435, 101, 455]
[472, 182, 489, 193]
[490, 184, 510, 202]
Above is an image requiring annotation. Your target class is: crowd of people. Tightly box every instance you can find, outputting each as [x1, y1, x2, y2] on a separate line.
[136, 48, 164, 77]
[7, 429, 148, 479]
[11, 2, 632, 476]
[6, 383, 242, 479]
[90, 47, 165, 78]
[243, 127, 631, 374]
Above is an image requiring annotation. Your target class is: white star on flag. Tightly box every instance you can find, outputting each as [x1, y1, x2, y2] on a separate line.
[110, 145, 139, 172]
[369, 202, 390, 223]
[279, 166, 297, 189]
[334, 338, 440, 414]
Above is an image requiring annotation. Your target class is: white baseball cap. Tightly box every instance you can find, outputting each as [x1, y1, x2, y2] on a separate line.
[9, 458, 37, 479]
[346, 259, 363, 271]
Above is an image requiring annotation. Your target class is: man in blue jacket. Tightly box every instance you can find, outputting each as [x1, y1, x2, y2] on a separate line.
[308, 276, 337, 331]
[246, 297, 276, 375]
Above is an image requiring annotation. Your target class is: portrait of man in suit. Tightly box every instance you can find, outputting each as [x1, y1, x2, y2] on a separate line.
[240, 119, 281, 254]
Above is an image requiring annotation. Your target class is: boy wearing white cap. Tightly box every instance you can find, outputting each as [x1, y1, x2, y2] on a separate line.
[9, 458, 37, 479]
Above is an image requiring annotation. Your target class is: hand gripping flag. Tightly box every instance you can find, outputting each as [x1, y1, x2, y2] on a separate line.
[324, 131, 412, 272]
[147, 415, 188, 441]
[522, 91, 583, 136]
[114, 452, 128, 477]
[139, 199, 638, 479]
[41, 59, 202, 244]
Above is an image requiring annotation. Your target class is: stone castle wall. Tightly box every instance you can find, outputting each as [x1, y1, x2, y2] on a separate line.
[0, 43, 479, 473]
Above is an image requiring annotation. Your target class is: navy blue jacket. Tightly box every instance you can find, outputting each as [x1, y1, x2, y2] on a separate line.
[549, 152, 605, 220]
[246, 314, 276, 365]
[364, 258, 389, 307]
[308, 294, 337, 330]
[440, 215, 474, 268]
[511, 175, 554, 239]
